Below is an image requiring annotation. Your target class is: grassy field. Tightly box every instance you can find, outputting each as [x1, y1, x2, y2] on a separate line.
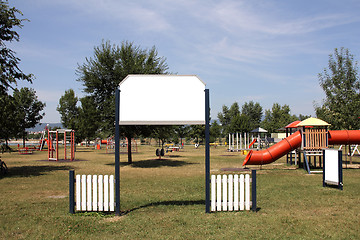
[0, 144, 360, 239]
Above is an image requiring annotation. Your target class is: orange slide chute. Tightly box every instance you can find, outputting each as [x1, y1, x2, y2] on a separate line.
[243, 131, 302, 166]
[328, 130, 360, 145]
[243, 130, 360, 166]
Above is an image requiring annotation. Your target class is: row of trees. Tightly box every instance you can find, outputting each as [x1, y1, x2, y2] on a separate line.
[0, 1, 45, 147]
[217, 101, 309, 135]
[57, 39, 360, 164]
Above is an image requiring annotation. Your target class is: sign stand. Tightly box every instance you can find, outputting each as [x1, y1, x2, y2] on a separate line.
[115, 75, 209, 215]
[323, 149, 343, 190]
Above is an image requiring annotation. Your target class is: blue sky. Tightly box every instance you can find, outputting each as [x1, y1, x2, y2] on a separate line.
[9, 0, 360, 123]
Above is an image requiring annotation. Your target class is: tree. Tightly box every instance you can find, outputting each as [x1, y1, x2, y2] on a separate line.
[77, 96, 100, 144]
[217, 102, 241, 135]
[57, 89, 79, 130]
[189, 125, 205, 145]
[229, 114, 250, 133]
[315, 47, 360, 130]
[173, 125, 190, 146]
[261, 103, 298, 133]
[0, 1, 33, 95]
[0, 93, 17, 146]
[77, 40, 169, 163]
[12, 88, 45, 147]
[242, 101, 263, 130]
[210, 120, 222, 143]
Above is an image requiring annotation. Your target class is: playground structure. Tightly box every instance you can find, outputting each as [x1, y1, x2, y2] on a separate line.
[228, 129, 269, 153]
[243, 117, 360, 173]
[48, 128, 75, 161]
[227, 132, 252, 152]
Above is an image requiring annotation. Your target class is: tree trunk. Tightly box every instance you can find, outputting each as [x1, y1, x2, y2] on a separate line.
[22, 131, 26, 148]
[127, 136, 132, 164]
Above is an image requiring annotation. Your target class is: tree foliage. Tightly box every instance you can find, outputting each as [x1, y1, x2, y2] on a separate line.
[57, 89, 79, 130]
[0, 0, 33, 95]
[315, 47, 360, 129]
[77, 40, 169, 136]
[0, 93, 17, 144]
[72, 40, 169, 162]
[242, 101, 263, 130]
[218, 101, 263, 135]
[12, 87, 45, 147]
[261, 103, 298, 133]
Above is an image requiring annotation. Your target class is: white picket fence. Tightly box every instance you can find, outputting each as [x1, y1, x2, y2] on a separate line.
[75, 174, 115, 212]
[211, 174, 252, 211]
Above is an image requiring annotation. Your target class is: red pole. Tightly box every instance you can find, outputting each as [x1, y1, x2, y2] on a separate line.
[48, 129, 50, 160]
[56, 130, 59, 161]
[64, 131, 67, 160]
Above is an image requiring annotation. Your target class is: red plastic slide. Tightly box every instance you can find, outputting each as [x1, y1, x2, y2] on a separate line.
[242, 130, 360, 166]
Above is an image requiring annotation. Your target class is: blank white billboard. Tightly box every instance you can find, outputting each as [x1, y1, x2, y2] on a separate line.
[119, 75, 206, 125]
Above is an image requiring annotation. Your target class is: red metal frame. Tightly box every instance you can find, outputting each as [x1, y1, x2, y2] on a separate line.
[47, 129, 75, 161]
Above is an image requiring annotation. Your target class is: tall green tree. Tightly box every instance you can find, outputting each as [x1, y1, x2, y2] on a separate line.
[13, 88, 45, 147]
[218, 102, 241, 135]
[0, 93, 17, 146]
[242, 101, 263, 130]
[261, 103, 298, 133]
[0, 0, 33, 95]
[77, 40, 169, 163]
[210, 120, 222, 143]
[77, 96, 100, 144]
[57, 89, 79, 130]
[315, 47, 360, 129]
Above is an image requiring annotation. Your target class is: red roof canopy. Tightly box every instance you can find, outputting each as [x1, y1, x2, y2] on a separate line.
[285, 121, 301, 129]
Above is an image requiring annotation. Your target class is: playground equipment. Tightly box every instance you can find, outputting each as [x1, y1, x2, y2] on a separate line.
[285, 121, 301, 165]
[48, 129, 75, 161]
[39, 124, 49, 151]
[250, 127, 269, 149]
[228, 133, 251, 152]
[243, 118, 360, 172]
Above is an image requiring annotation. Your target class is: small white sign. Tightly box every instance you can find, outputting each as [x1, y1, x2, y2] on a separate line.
[324, 149, 339, 185]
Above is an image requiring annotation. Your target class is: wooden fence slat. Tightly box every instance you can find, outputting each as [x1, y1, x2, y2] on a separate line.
[109, 175, 114, 212]
[104, 175, 109, 211]
[228, 175, 233, 211]
[81, 175, 86, 211]
[216, 175, 221, 211]
[87, 175, 92, 211]
[245, 174, 250, 210]
[240, 174, 244, 210]
[233, 174, 239, 211]
[211, 175, 216, 211]
[76, 175, 81, 211]
[92, 175, 97, 211]
[222, 175, 227, 211]
[98, 175, 103, 211]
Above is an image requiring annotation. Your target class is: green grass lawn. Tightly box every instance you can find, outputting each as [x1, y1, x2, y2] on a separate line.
[1, 145, 359, 239]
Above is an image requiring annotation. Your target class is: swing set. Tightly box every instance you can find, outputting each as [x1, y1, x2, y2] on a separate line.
[48, 129, 75, 161]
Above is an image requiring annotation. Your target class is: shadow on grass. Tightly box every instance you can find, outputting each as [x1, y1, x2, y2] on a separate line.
[122, 199, 205, 215]
[107, 159, 198, 168]
[3, 165, 72, 178]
